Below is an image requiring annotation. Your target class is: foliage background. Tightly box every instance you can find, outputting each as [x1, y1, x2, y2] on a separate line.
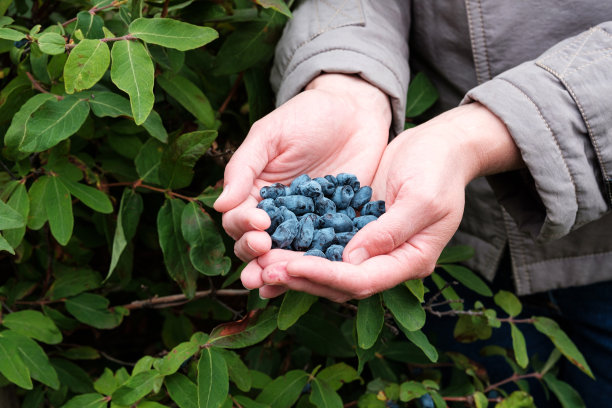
[0, 1, 593, 407]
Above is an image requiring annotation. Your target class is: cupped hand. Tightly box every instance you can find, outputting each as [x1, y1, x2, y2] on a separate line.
[246, 103, 523, 302]
[214, 74, 392, 263]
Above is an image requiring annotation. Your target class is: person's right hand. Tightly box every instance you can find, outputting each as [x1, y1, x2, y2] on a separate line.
[213, 74, 392, 271]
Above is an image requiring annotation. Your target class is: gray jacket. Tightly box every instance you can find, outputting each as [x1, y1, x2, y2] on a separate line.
[270, 0, 612, 295]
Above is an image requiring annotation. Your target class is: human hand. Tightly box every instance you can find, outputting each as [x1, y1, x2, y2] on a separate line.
[214, 74, 392, 264]
[245, 103, 523, 301]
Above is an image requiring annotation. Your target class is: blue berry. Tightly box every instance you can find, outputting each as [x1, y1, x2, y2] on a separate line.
[332, 185, 354, 210]
[335, 231, 356, 246]
[324, 174, 338, 186]
[275, 195, 315, 215]
[293, 216, 315, 251]
[361, 200, 386, 217]
[289, 174, 311, 195]
[325, 244, 344, 261]
[315, 196, 336, 215]
[271, 219, 299, 249]
[304, 249, 326, 258]
[260, 183, 287, 199]
[310, 227, 336, 251]
[338, 206, 356, 219]
[318, 213, 353, 233]
[336, 173, 360, 191]
[256, 198, 277, 217]
[351, 186, 372, 209]
[299, 180, 323, 198]
[353, 215, 378, 229]
[276, 206, 297, 223]
[314, 177, 335, 196]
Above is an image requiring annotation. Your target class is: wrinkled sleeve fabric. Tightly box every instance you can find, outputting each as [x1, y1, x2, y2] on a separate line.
[270, 0, 411, 135]
[463, 22, 612, 242]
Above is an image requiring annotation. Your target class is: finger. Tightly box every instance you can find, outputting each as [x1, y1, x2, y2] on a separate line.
[260, 261, 354, 302]
[233, 231, 272, 262]
[240, 259, 265, 290]
[221, 198, 270, 240]
[214, 121, 274, 213]
[344, 194, 445, 264]
[259, 285, 289, 299]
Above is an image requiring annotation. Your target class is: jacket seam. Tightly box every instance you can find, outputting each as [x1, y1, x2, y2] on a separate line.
[562, 50, 612, 75]
[464, 0, 481, 84]
[475, 0, 493, 80]
[497, 77, 580, 230]
[522, 249, 612, 267]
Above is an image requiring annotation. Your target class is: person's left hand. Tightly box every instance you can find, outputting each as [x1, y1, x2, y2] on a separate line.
[242, 103, 524, 302]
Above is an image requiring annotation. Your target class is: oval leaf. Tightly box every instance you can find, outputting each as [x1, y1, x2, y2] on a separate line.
[383, 285, 425, 331]
[112, 370, 162, 406]
[0, 198, 25, 230]
[494, 290, 522, 317]
[208, 307, 278, 349]
[2, 310, 62, 344]
[310, 377, 343, 408]
[129, 18, 218, 51]
[0, 333, 33, 389]
[166, 373, 197, 408]
[61, 393, 108, 408]
[277, 290, 317, 330]
[356, 294, 384, 350]
[510, 323, 528, 369]
[44, 175, 73, 245]
[405, 72, 439, 117]
[59, 177, 113, 213]
[197, 347, 228, 408]
[64, 39, 110, 93]
[65, 293, 124, 330]
[157, 341, 199, 376]
[440, 264, 492, 297]
[542, 373, 586, 408]
[38, 32, 66, 55]
[256, 369, 309, 407]
[157, 74, 215, 128]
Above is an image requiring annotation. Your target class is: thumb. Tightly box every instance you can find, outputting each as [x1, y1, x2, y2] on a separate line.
[213, 123, 272, 213]
[344, 197, 441, 264]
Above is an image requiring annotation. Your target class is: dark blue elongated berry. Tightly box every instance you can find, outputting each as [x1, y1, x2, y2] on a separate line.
[325, 244, 344, 261]
[298, 180, 323, 198]
[361, 200, 386, 217]
[14, 39, 28, 48]
[310, 227, 336, 251]
[314, 177, 335, 196]
[353, 215, 378, 229]
[257, 198, 277, 217]
[293, 216, 315, 251]
[315, 196, 336, 215]
[271, 218, 299, 249]
[275, 195, 315, 215]
[318, 212, 353, 232]
[335, 231, 356, 246]
[276, 206, 297, 223]
[289, 174, 311, 195]
[332, 185, 354, 210]
[304, 249, 326, 258]
[265, 207, 281, 234]
[336, 173, 360, 191]
[324, 174, 338, 186]
[338, 206, 356, 219]
[260, 183, 288, 199]
[351, 186, 372, 209]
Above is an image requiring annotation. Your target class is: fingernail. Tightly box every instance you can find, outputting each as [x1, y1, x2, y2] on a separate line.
[348, 247, 369, 264]
[247, 241, 256, 253]
[215, 185, 230, 203]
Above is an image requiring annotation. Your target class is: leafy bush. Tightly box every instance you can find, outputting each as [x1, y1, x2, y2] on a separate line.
[0, 1, 591, 407]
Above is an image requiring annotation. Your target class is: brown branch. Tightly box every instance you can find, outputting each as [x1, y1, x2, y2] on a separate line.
[120, 289, 250, 310]
[218, 71, 245, 115]
[101, 180, 200, 203]
[65, 34, 136, 50]
[26, 71, 53, 96]
[161, 0, 171, 18]
[485, 372, 542, 393]
[62, 0, 127, 27]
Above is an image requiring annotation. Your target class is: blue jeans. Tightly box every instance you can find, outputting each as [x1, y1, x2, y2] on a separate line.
[422, 258, 612, 407]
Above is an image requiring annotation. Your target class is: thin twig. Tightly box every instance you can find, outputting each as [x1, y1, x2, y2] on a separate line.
[161, 0, 171, 17]
[485, 372, 542, 393]
[65, 34, 136, 50]
[26, 71, 51, 95]
[101, 180, 200, 203]
[62, 0, 127, 27]
[218, 71, 245, 115]
[100, 351, 136, 367]
[120, 289, 250, 310]
[0, 159, 18, 180]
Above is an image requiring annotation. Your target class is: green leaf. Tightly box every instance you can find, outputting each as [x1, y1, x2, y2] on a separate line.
[494, 290, 522, 317]
[141, 109, 168, 142]
[107, 188, 143, 280]
[46, 267, 101, 300]
[166, 373, 197, 408]
[431, 272, 463, 310]
[4, 93, 56, 156]
[59, 346, 100, 360]
[397, 328, 438, 363]
[0, 333, 32, 389]
[64, 39, 110, 94]
[112, 370, 163, 406]
[88, 91, 131, 117]
[217, 348, 251, 392]
[533, 316, 594, 379]
[316, 362, 359, 392]
[0, 196, 25, 229]
[196, 186, 223, 208]
[180, 201, 229, 276]
[542, 373, 585, 408]
[75, 11, 104, 39]
[541, 348, 562, 376]
[277, 290, 317, 330]
[309, 377, 342, 408]
[157, 198, 199, 298]
[65, 293, 125, 329]
[51, 358, 94, 393]
[356, 294, 384, 349]
[256, 369, 309, 408]
[233, 396, 269, 408]
[440, 264, 492, 297]
[157, 74, 215, 128]
[135, 138, 163, 184]
[110, 39, 154, 124]
[197, 347, 228, 408]
[44, 175, 74, 245]
[129, 18, 218, 51]
[494, 391, 535, 408]
[60, 177, 112, 213]
[510, 323, 528, 369]
[405, 72, 439, 117]
[383, 285, 425, 331]
[159, 130, 217, 189]
[404, 279, 425, 303]
[94, 368, 118, 395]
[0, 233, 14, 254]
[453, 314, 492, 343]
[437, 245, 474, 264]
[398, 381, 428, 402]
[61, 393, 107, 408]
[20, 95, 91, 153]
[208, 307, 278, 349]
[157, 341, 199, 376]
[254, 0, 292, 18]
[0, 27, 25, 41]
[473, 391, 489, 408]
[37, 32, 66, 55]
[2, 310, 62, 344]
[3, 182, 29, 248]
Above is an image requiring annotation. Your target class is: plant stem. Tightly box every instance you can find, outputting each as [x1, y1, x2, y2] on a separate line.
[218, 71, 245, 115]
[161, 0, 170, 18]
[62, 0, 128, 27]
[120, 289, 250, 310]
[65, 34, 136, 50]
[485, 372, 543, 393]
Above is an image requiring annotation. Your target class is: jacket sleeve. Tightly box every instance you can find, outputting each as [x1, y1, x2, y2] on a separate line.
[270, 0, 411, 135]
[463, 22, 612, 242]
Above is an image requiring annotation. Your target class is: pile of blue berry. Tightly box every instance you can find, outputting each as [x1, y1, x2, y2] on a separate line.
[256, 173, 385, 261]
